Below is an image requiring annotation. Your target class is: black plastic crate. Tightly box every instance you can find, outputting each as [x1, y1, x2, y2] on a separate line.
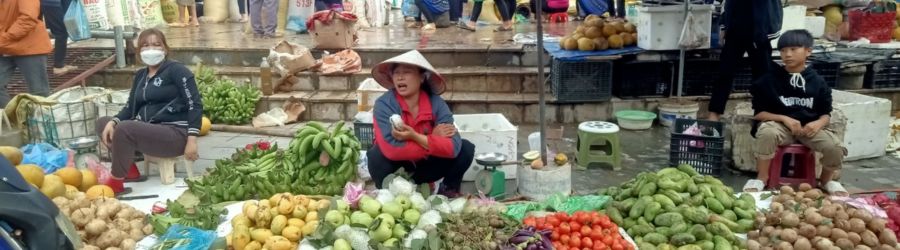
[681, 59, 753, 96]
[354, 122, 374, 150]
[550, 59, 613, 102]
[865, 60, 900, 89]
[670, 119, 725, 176]
[809, 61, 841, 88]
[614, 61, 673, 99]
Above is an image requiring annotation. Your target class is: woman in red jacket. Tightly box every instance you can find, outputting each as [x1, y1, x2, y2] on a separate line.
[367, 50, 475, 198]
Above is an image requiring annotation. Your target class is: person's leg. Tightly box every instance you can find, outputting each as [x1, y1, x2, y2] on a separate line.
[797, 128, 846, 188]
[108, 121, 188, 178]
[753, 121, 794, 184]
[367, 146, 403, 189]
[748, 38, 773, 82]
[238, 0, 249, 21]
[249, 0, 264, 35]
[469, 1, 483, 22]
[0, 57, 15, 107]
[43, 5, 71, 72]
[414, 0, 436, 22]
[449, 0, 462, 22]
[707, 35, 749, 120]
[263, 0, 278, 36]
[15, 55, 50, 98]
[178, 4, 188, 24]
[414, 140, 475, 193]
[189, 5, 200, 26]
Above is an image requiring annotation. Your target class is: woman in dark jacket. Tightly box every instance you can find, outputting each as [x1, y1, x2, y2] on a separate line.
[95, 29, 203, 194]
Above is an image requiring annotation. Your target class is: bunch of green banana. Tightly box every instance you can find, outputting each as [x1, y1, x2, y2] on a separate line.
[196, 63, 260, 125]
[287, 121, 361, 195]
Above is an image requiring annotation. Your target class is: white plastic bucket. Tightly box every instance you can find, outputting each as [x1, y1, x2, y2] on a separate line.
[658, 100, 699, 127]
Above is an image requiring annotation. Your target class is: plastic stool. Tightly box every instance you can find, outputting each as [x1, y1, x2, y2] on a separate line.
[767, 144, 816, 189]
[549, 13, 569, 23]
[143, 155, 194, 185]
[576, 121, 622, 170]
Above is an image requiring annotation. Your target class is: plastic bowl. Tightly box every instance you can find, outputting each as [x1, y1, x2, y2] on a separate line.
[615, 110, 657, 130]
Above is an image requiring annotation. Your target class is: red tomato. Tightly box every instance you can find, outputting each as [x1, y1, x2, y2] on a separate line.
[551, 231, 560, 241]
[572, 232, 582, 240]
[590, 211, 600, 217]
[547, 216, 561, 227]
[611, 242, 624, 250]
[556, 212, 569, 221]
[590, 229, 604, 240]
[553, 242, 563, 249]
[581, 226, 592, 236]
[608, 223, 619, 232]
[561, 234, 571, 244]
[592, 225, 604, 234]
[569, 237, 582, 248]
[560, 223, 572, 234]
[570, 247, 580, 250]
[602, 235, 614, 246]
[582, 237, 594, 248]
[577, 213, 592, 225]
[571, 222, 582, 232]
[597, 216, 613, 228]
[524, 217, 536, 227]
[594, 242, 608, 250]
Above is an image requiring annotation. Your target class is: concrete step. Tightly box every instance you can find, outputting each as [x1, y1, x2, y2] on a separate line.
[163, 47, 534, 68]
[255, 90, 750, 124]
[96, 65, 550, 93]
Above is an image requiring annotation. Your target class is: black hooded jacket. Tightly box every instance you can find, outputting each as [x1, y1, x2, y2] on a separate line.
[113, 60, 204, 136]
[751, 62, 832, 135]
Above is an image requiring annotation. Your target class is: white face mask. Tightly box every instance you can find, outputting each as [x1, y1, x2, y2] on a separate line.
[140, 49, 166, 66]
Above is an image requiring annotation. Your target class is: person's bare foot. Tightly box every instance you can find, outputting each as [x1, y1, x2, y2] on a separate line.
[52, 65, 78, 76]
[707, 112, 721, 121]
[421, 23, 436, 31]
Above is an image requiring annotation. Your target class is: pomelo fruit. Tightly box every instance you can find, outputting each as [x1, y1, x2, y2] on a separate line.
[16, 164, 44, 187]
[0, 146, 23, 165]
[200, 116, 212, 136]
[80, 169, 97, 191]
[40, 175, 66, 198]
[55, 167, 82, 188]
[86, 185, 115, 199]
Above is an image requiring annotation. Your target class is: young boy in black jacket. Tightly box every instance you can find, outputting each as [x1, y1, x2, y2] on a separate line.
[744, 30, 848, 196]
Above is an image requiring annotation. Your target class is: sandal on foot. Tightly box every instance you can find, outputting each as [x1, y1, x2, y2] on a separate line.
[494, 26, 512, 32]
[824, 181, 849, 197]
[52, 65, 78, 75]
[421, 24, 436, 31]
[742, 179, 765, 192]
[457, 22, 476, 31]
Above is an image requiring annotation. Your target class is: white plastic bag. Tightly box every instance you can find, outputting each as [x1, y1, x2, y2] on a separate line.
[251, 108, 289, 128]
[678, 11, 709, 49]
[83, 0, 112, 30]
[136, 0, 166, 28]
[105, 0, 126, 26]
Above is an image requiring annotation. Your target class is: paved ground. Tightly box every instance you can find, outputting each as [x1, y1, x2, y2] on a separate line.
[185, 121, 900, 199]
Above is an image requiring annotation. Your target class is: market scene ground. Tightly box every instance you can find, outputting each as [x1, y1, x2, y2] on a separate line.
[6, 1, 900, 249]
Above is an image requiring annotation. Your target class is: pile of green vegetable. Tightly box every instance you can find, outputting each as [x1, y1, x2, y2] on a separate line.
[287, 121, 360, 195]
[597, 165, 757, 250]
[195, 64, 260, 125]
[185, 142, 299, 204]
[150, 194, 227, 236]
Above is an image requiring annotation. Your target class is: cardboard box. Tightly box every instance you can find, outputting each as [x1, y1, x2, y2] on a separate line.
[312, 13, 356, 49]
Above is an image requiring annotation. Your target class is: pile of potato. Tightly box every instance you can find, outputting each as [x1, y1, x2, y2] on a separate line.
[748, 184, 899, 250]
[52, 195, 152, 250]
[559, 15, 638, 51]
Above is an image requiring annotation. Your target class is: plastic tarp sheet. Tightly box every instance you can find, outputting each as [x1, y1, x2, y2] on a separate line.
[504, 194, 611, 221]
[544, 42, 644, 61]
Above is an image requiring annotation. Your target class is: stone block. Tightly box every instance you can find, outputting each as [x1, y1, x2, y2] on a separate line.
[574, 103, 611, 122]
[345, 101, 359, 120]
[487, 104, 523, 124]
[309, 103, 345, 121]
[452, 103, 487, 114]
[522, 75, 548, 93]
[524, 104, 557, 123]
[452, 75, 487, 92]
[319, 75, 350, 90]
[559, 104, 576, 123]
[485, 75, 521, 93]
[290, 75, 316, 91]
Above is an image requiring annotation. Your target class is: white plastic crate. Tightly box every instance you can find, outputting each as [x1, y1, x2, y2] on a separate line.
[637, 4, 713, 51]
[453, 113, 518, 181]
[805, 16, 825, 38]
[832, 90, 892, 161]
[356, 78, 388, 112]
[771, 5, 806, 47]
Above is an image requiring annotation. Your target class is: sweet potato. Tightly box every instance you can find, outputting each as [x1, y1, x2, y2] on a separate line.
[781, 228, 800, 243]
[798, 183, 813, 192]
[782, 212, 801, 227]
[794, 238, 813, 250]
[862, 230, 880, 247]
[817, 225, 833, 237]
[835, 239, 854, 250]
[799, 224, 817, 238]
[850, 218, 868, 234]
[849, 232, 862, 245]
[868, 219, 887, 233]
[853, 209, 875, 223]
[831, 228, 849, 241]
[879, 229, 897, 246]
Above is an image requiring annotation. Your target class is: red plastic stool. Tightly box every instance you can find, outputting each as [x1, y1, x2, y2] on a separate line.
[549, 13, 568, 23]
[767, 144, 817, 189]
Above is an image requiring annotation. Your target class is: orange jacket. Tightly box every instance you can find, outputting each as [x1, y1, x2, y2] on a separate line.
[0, 0, 52, 56]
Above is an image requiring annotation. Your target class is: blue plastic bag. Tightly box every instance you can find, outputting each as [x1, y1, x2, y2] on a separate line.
[151, 224, 217, 250]
[577, 0, 608, 17]
[20, 143, 68, 174]
[63, 0, 91, 41]
[402, 0, 420, 17]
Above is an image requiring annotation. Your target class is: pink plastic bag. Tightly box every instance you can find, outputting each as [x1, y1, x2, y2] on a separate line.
[87, 157, 112, 185]
[343, 182, 365, 209]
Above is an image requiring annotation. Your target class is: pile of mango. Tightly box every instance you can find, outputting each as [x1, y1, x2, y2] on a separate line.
[597, 165, 759, 250]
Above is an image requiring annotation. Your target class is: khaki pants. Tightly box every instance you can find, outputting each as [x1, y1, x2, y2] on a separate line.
[755, 121, 845, 171]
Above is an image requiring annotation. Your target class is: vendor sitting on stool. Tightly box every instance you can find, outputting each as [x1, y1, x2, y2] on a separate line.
[742, 30, 847, 196]
[366, 50, 475, 198]
[95, 28, 203, 195]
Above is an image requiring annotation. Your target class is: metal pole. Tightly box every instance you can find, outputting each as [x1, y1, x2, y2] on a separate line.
[114, 26, 126, 68]
[676, 0, 689, 97]
[536, 0, 546, 163]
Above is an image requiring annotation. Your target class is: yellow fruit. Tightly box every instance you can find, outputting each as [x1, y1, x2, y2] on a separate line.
[554, 153, 569, 166]
[577, 38, 596, 51]
[608, 34, 625, 49]
[64, 185, 80, 199]
[54, 167, 82, 188]
[585, 26, 603, 39]
[621, 33, 635, 46]
[562, 38, 578, 50]
[16, 164, 44, 188]
[594, 37, 609, 50]
[79, 170, 97, 191]
[602, 25, 618, 38]
[85, 185, 115, 199]
[287, 218, 306, 229]
[823, 5, 842, 24]
[281, 226, 302, 242]
[305, 211, 318, 222]
[40, 175, 66, 199]
[0, 146, 23, 165]
[530, 158, 544, 170]
[623, 22, 636, 33]
[610, 21, 626, 33]
[200, 116, 212, 136]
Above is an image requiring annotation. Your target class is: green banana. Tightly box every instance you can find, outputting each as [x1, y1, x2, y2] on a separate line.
[307, 121, 326, 132]
[321, 139, 338, 159]
[312, 132, 328, 150]
[331, 120, 345, 137]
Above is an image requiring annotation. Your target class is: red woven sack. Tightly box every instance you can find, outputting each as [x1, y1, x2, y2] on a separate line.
[848, 10, 895, 43]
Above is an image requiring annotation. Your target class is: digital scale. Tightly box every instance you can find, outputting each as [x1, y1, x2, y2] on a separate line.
[68, 137, 99, 169]
[474, 152, 508, 199]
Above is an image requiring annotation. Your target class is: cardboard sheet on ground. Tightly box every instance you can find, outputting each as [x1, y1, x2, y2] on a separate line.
[543, 42, 643, 61]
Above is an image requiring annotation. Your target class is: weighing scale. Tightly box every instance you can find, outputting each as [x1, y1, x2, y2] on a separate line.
[474, 152, 508, 198]
[68, 137, 99, 169]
